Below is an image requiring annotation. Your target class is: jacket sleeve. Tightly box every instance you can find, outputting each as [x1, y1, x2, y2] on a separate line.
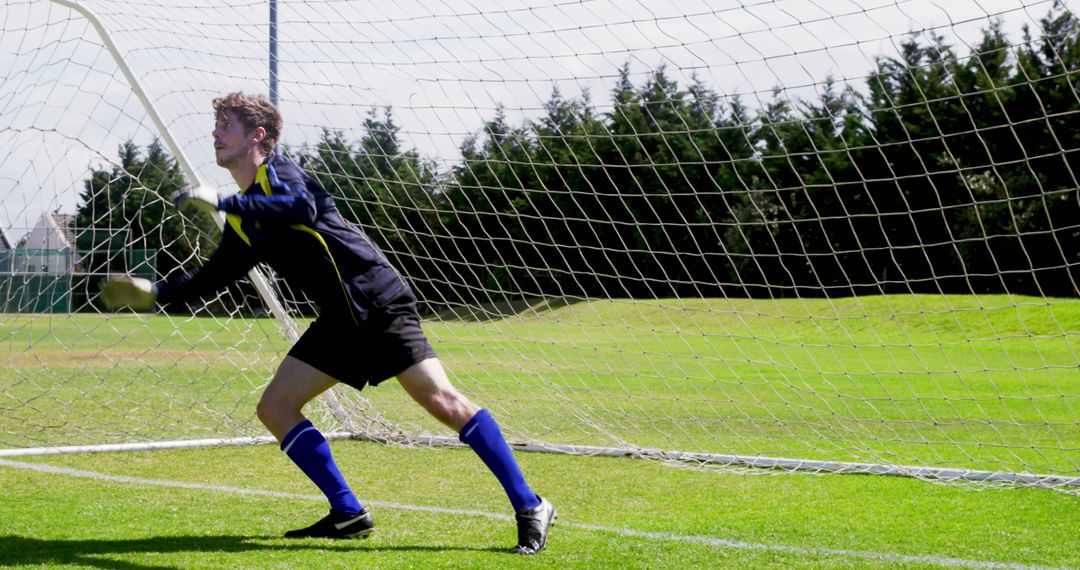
[155, 225, 259, 307]
[218, 159, 317, 224]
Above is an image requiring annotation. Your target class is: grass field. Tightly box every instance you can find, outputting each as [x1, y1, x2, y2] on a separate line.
[3, 295, 1077, 471]
[1, 442, 1078, 569]
[1, 294, 1078, 567]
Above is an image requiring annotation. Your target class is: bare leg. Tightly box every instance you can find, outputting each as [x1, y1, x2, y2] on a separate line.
[258, 356, 364, 521]
[397, 357, 542, 516]
[396, 357, 480, 431]
[257, 355, 339, 440]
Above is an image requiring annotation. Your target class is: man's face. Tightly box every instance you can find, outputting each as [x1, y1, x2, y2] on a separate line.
[212, 110, 256, 168]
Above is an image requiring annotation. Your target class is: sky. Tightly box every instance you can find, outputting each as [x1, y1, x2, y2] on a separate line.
[0, 0, 1072, 241]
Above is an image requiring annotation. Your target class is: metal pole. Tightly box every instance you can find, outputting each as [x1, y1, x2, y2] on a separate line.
[51, 0, 202, 187]
[269, 0, 279, 106]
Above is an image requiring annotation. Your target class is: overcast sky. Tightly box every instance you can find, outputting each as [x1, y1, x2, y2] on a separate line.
[0, 0, 1072, 240]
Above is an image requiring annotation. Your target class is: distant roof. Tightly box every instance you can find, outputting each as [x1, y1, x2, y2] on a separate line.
[0, 227, 12, 249]
[49, 213, 77, 250]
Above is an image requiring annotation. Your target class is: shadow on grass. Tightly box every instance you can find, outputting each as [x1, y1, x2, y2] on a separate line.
[0, 534, 505, 569]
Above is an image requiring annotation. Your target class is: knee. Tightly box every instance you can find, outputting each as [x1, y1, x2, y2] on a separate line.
[425, 389, 480, 431]
[397, 359, 480, 430]
[255, 394, 276, 428]
[256, 392, 296, 428]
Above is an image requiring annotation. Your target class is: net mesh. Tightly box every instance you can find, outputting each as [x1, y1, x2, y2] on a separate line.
[0, 0, 1077, 490]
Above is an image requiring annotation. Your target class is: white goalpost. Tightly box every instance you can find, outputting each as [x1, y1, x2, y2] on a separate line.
[0, 0, 1077, 492]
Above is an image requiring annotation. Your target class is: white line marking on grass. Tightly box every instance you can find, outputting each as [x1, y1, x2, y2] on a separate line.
[0, 458, 1068, 570]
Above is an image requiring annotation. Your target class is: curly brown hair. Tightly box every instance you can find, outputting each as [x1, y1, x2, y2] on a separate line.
[212, 92, 282, 155]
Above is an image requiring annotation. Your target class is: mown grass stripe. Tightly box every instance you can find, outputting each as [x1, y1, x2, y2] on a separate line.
[0, 458, 1067, 570]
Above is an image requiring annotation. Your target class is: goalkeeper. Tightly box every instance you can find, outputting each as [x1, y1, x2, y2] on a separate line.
[102, 92, 555, 554]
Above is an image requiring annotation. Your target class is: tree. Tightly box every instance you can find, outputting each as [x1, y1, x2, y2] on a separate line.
[76, 140, 217, 309]
[444, 107, 542, 301]
[1009, 1, 1080, 295]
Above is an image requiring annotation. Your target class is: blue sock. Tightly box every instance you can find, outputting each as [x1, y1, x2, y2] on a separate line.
[281, 420, 362, 514]
[459, 409, 540, 512]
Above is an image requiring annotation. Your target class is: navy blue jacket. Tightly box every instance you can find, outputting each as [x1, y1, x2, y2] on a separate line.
[157, 154, 410, 324]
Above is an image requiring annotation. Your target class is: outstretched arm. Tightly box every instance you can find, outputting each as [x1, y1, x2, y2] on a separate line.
[171, 158, 319, 226]
[154, 226, 258, 307]
[100, 226, 256, 311]
[219, 160, 317, 224]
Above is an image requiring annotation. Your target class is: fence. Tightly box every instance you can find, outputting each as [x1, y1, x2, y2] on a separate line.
[0, 248, 155, 313]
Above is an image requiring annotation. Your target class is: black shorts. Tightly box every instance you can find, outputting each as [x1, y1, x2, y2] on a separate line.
[287, 294, 437, 390]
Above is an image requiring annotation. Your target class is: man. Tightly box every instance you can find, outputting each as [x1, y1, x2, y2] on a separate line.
[101, 92, 555, 554]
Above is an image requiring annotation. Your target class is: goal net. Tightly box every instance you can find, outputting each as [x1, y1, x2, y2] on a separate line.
[1, 0, 1077, 491]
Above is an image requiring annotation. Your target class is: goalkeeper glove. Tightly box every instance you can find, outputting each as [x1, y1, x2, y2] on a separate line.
[100, 276, 158, 311]
[171, 185, 221, 214]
